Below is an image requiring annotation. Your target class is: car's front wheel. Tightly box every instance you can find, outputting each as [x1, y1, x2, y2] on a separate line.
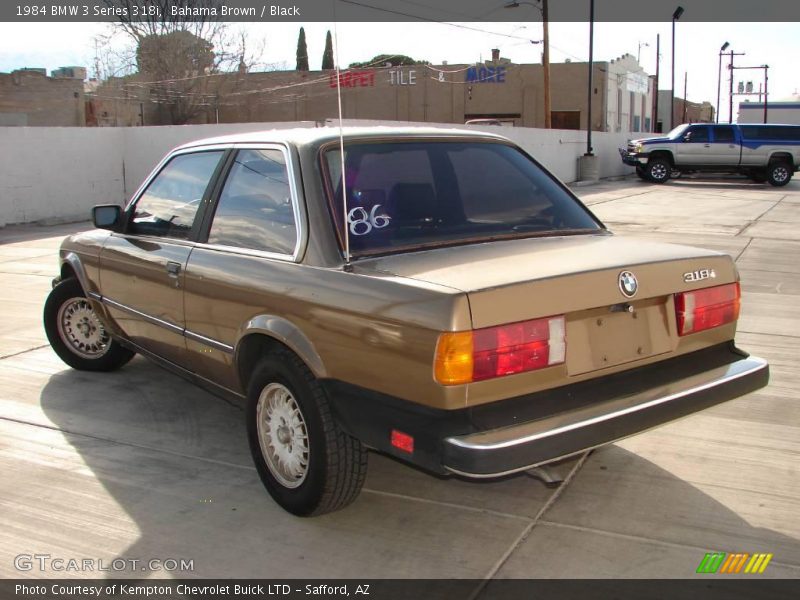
[766, 162, 793, 187]
[246, 349, 367, 516]
[646, 158, 672, 183]
[43, 278, 135, 371]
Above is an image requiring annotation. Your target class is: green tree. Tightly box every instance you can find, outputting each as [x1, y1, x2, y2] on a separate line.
[348, 54, 428, 68]
[296, 27, 309, 71]
[321, 30, 334, 70]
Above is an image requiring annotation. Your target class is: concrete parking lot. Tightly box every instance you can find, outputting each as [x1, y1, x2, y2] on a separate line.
[0, 175, 798, 582]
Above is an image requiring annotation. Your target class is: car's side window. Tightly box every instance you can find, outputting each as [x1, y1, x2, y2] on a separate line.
[129, 151, 224, 239]
[207, 148, 297, 256]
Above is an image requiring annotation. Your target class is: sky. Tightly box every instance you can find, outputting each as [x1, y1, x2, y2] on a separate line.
[0, 20, 797, 123]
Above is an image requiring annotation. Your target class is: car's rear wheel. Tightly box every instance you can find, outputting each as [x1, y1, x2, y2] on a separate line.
[766, 162, 793, 187]
[646, 158, 671, 183]
[43, 278, 135, 371]
[246, 349, 367, 516]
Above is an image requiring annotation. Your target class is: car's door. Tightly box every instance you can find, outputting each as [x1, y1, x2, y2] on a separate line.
[674, 125, 711, 165]
[707, 125, 741, 165]
[99, 148, 227, 367]
[182, 145, 306, 391]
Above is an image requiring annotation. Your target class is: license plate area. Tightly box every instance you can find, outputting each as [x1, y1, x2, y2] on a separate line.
[566, 297, 672, 376]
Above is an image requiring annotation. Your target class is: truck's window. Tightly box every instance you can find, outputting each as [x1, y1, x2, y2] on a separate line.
[740, 125, 800, 141]
[130, 151, 224, 239]
[207, 149, 297, 255]
[323, 141, 602, 256]
[712, 126, 736, 143]
[685, 128, 709, 143]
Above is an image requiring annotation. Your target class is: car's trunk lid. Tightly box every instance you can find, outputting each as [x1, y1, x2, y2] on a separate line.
[356, 234, 737, 376]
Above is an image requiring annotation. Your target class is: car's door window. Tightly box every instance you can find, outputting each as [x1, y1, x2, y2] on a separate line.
[129, 151, 224, 239]
[712, 126, 736, 143]
[207, 148, 298, 255]
[685, 127, 709, 143]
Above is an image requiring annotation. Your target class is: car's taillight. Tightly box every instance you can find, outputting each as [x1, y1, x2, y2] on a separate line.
[675, 282, 740, 336]
[434, 316, 565, 385]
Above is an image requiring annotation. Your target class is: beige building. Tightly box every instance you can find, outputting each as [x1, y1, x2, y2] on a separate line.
[89, 51, 657, 133]
[657, 90, 715, 132]
[0, 68, 85, 126]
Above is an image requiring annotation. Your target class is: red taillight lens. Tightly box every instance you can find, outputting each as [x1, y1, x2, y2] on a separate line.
[435, 316, 565, 385]
[675, 282, 740, 336]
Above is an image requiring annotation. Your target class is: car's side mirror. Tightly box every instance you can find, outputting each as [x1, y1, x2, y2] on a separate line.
[92, 204, 122, 231]
[682, 133, 692, 142]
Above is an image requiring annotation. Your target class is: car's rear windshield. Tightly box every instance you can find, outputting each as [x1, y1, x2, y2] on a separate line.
[321, 140, 603, 257]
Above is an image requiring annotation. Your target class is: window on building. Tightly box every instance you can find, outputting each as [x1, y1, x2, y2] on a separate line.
[551, 111, 580, 130]
[207, 149, 297, 255]
[130, 151, 224, 239]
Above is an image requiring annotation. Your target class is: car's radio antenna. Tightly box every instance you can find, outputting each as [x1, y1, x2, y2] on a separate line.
[333, 16, 352, 272]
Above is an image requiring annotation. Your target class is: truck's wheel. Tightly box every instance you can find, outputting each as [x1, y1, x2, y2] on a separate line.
[646, 158, 671, 183]
[43, 278, 135, 371]
[766, 162, 793, 187]
[246, 349, 367, 516]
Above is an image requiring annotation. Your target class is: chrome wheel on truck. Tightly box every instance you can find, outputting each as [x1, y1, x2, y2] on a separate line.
[767, 162, 792, 187]
[646, 158, 671, 183]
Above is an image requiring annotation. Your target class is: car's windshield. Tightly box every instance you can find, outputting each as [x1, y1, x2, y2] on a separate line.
[666, 124, 691, 139]
[322, 140, 603, 257]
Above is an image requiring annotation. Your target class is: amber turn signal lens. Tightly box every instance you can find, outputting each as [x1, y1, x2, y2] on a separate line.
[434, 331, 474, 385]
[434, 316, 566, 385]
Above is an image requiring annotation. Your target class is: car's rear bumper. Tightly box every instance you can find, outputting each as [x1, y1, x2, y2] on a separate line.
[442, 354, 768, 477]
[323, 343, 769, 477]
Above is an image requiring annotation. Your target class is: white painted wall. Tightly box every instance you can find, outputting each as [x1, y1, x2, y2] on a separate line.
[0, 121, 634, 227]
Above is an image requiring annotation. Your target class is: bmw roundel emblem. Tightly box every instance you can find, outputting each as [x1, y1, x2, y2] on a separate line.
[618, 270, 638, 298]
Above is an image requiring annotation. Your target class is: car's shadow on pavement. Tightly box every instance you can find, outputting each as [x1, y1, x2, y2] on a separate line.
[36, 358, 800, 579]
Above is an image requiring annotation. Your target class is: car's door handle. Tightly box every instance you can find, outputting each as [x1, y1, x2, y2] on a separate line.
[166, 261, 182, 277]
[703, 144, 711, 148]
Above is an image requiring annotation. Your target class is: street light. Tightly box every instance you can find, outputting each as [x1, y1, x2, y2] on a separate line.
[505, 0, 551, 128]
[671, 6, 684, 130]
[637, 41, 649, 64]
[716, 41, 730, 123]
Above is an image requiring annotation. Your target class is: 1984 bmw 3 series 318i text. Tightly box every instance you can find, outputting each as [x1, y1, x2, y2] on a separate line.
[44, 127, 769, 515]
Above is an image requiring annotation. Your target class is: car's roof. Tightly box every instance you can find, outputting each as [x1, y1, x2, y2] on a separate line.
[175, 125, 510, 151]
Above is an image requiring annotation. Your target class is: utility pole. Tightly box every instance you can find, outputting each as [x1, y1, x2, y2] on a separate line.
[653, 34, 660, 132]
[683, 72, 688, 123]
[728, 50, 745, 123]
[671, 6, 684, 131]
[716, 42, 730, 124]
[542, 0, 551, 128]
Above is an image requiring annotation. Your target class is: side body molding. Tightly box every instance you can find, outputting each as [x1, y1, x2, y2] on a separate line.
[236, 315, 327, 378]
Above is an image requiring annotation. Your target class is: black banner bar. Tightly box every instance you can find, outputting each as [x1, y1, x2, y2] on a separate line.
[3, 0, 800, 22]
[2, 579, 798, 600]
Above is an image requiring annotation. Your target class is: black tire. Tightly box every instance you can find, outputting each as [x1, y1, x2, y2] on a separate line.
[43, 278, 135, 371]
[246, 348, 367, 516]
[766, 162, 793, 187]
[635, 166, 648, 180]
[646, 158, 671, 183]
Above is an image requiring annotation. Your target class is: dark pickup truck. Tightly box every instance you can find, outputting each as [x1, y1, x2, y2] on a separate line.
[620, 123, 800, 186]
